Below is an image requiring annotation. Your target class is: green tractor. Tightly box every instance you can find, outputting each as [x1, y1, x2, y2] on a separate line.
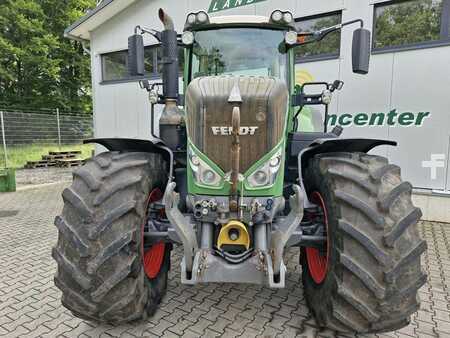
[53, 8, 426, 333]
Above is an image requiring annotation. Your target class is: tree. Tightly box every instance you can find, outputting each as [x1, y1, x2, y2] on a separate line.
[374, 0, 443, 49]
[0, 0, 96, 113]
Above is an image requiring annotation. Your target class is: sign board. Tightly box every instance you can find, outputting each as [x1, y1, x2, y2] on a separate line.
[208, 0, 268, 13]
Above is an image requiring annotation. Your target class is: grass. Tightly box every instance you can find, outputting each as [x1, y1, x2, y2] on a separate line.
[0, 143, 95, 169]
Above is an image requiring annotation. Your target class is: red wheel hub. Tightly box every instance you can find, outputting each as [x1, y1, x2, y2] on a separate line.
[305, 191, 329, 284]
[142, 188, 165, 279]
[144, 242, 165, 279]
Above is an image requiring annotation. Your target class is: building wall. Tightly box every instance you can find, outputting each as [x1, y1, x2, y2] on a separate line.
[88, 0, 450, 192]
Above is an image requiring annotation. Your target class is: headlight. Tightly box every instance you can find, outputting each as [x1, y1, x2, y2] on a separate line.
[202, 170, 217, 184]
[247, 149, 282, 188]
[252, 170, 269, 186]
[189, 152, 222, 187]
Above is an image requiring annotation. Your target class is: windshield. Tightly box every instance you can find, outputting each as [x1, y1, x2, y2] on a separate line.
[190, 28, 287, 81]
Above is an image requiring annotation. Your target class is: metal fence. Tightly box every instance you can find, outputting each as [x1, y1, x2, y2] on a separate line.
[0, 108, 93, 167]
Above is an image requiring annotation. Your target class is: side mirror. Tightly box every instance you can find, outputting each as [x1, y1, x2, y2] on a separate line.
[352, 28, 371, 74]
[128, 34, 145, 76]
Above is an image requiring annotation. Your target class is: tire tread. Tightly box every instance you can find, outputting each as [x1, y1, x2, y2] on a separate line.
[302, 152, 426, 334]
[53, 151, 168, 323]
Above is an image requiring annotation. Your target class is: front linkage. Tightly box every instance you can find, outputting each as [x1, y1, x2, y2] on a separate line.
[163, 182, 304, 287]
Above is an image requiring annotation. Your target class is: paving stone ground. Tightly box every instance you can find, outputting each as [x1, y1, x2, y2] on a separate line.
[0, 182, 449, 338]
[15, 168, 73, 189]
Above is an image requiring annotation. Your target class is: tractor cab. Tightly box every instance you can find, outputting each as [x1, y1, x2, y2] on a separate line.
[182, 13, 293, 85]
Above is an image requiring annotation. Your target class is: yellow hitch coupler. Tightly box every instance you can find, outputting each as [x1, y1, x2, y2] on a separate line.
[217, 220, 250, 250]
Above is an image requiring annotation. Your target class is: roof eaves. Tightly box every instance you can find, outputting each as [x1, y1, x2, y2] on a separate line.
[64, 0, 115, 40]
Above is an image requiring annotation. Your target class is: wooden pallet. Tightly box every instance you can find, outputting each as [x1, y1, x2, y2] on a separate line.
[55, 158, 85, 168]
[49, 150, 81, 156]
[24, 150, 84, 169]
[24, 160, 57, 169]
[42, 154, 76, 161]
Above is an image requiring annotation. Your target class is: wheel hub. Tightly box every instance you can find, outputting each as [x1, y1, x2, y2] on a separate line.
[142, 188, 166, 279]
[305, 191, 329, 284]
[144, 242, 165, 279]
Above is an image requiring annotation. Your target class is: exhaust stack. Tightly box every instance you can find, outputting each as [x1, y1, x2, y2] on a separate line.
[158, 8, 178, 100]
[158, 8, 184, 150]
[159, 8, 174, 30]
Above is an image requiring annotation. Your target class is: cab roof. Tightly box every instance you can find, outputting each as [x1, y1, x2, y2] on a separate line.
[186, 14, 294, 32]
[209, 15, 270, 25]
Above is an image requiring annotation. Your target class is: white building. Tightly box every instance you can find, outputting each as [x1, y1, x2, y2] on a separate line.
[66, 0, 450, 221]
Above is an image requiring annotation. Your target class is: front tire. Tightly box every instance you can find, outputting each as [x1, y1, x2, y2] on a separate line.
[53, 151, 169, 323]
[301, 152, 426, 333]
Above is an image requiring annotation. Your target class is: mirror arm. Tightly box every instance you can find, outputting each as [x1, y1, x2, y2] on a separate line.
[134, 25, 162, 42]
[342, 19, 364, 28]
[316, 19, 364, 40]
[315, 24, 342, 41]
[291, 19, 365, 48]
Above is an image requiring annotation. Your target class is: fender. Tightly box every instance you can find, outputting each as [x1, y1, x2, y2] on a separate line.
[84, 138, 174, 178]
[297, 138, 397, 207]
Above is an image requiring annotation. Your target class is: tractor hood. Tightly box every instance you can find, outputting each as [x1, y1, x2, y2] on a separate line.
[185, 76, 288, 173]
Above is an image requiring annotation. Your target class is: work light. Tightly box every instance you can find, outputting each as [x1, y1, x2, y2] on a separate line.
[283, 12, 293, 24]
[270, 10, 294, 26]
[187, 13, 196, 25]
[197, 11, 208, 24]
[321, 90, 332, 105]
[149, 90, 158, 104]
[182, 31, 194, 45]
[284, 31, 298, 45]
[270, 10, 283, 23]
[185, 11, 210, 29]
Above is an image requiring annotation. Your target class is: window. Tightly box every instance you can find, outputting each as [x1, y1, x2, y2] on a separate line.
[373, 0, 450, 52]
[294, 11, 342, 62]
[102, 50, 128, 82]
[101, 45, 185, 83]
[191, 28, 287, 81]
